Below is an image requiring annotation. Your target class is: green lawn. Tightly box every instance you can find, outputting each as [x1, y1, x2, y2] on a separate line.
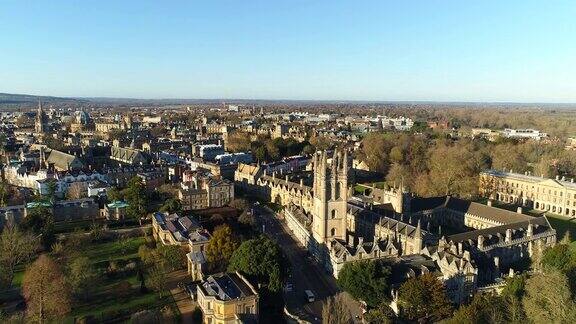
[67, 235, 178, 321]
[545, 213, 576, 241]
[11, 269, 24, 287]
[355, 182, 388, 195]
[1, 235, 179, 322]
[83, 236, 146, 263]
[54, 219, 102, 234]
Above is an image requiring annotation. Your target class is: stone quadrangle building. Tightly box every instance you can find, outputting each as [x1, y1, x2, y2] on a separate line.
[234, 151, 557, 304]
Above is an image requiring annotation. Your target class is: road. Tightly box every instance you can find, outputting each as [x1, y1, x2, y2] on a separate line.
[254, 204, 362, 323]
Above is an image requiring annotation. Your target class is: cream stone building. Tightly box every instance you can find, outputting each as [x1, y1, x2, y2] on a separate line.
[480, 169, 576, 217]
[197, 272, 259, 324]
[236, 150, 558, 304]
[152, 212, 212, 281]
[179, 176, 234, 211]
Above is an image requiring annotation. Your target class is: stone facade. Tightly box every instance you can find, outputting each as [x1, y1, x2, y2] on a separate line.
[235, 152, 558, 304]
[480, 169, 576, 217]
[197, 272, 259, 324]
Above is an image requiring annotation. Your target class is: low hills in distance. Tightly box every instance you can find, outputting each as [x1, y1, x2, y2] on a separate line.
[1, 92, 576, 110]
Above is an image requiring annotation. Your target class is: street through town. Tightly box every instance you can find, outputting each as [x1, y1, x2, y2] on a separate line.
[254, 204, 362, 323]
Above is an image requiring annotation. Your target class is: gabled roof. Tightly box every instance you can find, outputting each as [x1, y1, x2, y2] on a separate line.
[46, 149, 83, 170]
[447, 215, 554, 244]
[444, 196, 532, 225]
[110, 146, 146, 164]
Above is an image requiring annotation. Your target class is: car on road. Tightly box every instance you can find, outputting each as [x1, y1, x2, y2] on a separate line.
[304, 289, 315, 302]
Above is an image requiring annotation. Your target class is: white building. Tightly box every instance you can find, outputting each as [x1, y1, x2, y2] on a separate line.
[501, 129, 547, 140]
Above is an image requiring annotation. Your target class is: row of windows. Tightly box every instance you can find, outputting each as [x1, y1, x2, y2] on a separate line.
[500, 181, 576, 198]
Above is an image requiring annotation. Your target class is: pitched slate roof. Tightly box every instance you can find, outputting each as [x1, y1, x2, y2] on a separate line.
[447, 215, 554, 244]
[110, 146, 146, 164]
[46, 149, 83, 170]
[444, 196, 532, 225]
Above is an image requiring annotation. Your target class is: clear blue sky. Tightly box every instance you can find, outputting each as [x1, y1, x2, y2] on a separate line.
[1, 0, 575, 102]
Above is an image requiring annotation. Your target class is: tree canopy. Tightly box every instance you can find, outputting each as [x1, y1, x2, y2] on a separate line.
[228, 235, 287, 293]
[205, 224, 239, 268]
[0, 226, 39, 288]
[398, 273, 453, 322]
[23, 254, 71, 322]
[159, 197, 182, 214]
[336, 259, 390, 308]
[522, 268, 576, 323]
[123, 176, 148, 219]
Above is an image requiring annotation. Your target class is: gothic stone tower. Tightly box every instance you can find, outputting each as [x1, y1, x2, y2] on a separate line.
[312, 150, 349, 245]
[35, 100, 47, 133]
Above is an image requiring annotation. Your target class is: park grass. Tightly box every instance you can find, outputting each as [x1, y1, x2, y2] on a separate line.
[0, 234, 178, 322]
[53, 219, 101, 234]
[83, 236, 146, 263]
[66, 235, 179, 321]
[11, 269, 24, 287]
[355, 182, 388, 195]
[544, 213, 576, 241]
[70, 284, 160, 320]
[354, 184, 367, 194]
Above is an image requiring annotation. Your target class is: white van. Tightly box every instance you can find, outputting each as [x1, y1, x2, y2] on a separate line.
[304, 290, 315, 302]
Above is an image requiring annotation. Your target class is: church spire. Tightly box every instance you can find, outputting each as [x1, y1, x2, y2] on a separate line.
[35, 99, 46, 133]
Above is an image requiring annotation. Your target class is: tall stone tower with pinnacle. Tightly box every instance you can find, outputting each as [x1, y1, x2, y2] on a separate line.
[312, 149, 349, 246]
[35, 99, 46, 133]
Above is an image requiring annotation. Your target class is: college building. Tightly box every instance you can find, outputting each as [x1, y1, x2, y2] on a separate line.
[235, 150, 557, 304]
[480, 169, 576, 217]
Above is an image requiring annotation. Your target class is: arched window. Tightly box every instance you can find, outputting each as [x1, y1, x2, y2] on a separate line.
[330, 228, 336, 237]
[331, 209, 337, 219]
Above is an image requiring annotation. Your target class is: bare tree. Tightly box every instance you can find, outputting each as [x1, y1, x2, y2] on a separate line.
[322, 293, 353, 324]
[22, 254, 71, 322]
[0, 225, 39, 288]
[66, 182, 86, 199]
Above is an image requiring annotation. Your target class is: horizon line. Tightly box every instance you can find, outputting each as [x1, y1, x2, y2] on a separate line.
[3, 92, 576, 106]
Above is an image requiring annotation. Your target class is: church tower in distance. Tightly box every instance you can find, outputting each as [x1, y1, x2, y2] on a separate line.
[35, 99, 47, 133]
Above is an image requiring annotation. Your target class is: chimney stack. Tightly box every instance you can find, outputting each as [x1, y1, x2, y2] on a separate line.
[348, 234, 355, 247]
